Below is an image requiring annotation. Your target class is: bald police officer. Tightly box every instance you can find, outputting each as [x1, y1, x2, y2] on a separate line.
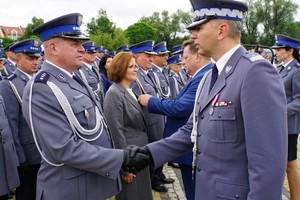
[21, 13, 150, 200]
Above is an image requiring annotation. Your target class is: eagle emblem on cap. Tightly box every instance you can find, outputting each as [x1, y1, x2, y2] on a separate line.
[77, 15, 83, 26]
[33, 40, 40, 47]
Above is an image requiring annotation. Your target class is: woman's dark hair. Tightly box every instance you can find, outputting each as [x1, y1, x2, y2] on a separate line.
[99, 54, 112, 77]
[285, 47, 300, 63]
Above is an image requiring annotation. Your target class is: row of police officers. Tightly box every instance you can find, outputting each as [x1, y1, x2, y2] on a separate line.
[0, 0, 300, 199]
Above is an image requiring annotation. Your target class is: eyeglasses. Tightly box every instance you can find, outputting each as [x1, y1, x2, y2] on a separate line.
[128, 65, 139, 69]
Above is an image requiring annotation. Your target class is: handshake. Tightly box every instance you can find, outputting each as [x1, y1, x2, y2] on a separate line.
[122, 145, 152, 174]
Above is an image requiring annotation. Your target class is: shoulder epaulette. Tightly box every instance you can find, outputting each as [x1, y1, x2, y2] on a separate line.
[34, 71, 49, 83]
[295, 62, 300, 68]
[6, 73, 16, 81]
[243, 52, 265, 62]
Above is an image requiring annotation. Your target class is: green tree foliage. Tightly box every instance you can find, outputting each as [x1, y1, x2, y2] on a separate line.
[139, 10, 192, 48]
[242, 0, 299, 46]
[0, 37, 14, 49]
[19, 17, 44, 40]
[90, 28, 128, 51]
[125, 22, 157, 44]
[87, 9, 116, 35]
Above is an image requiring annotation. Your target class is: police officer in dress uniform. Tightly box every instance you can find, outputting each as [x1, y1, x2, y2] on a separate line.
[93, 46, 103, 70]
[0, 39, 42, 200]
[76, 41, 105, 108]
[148, 41, 172, 99]
[0, 95, 19, 200]
[172, 45, 189, 86]
[0, 49, 5, 81]
[117, 44, 131, 53]
[21, 13, 150, 200]
[2, 44, 17, 77]
[168, 55, 184, 98]
[129, 40, 173, 192]
[272, 34, 300, 200]
[129, 0, 288, 199]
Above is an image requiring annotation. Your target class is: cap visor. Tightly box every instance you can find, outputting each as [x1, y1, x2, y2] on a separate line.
[86, 50, 97, 54]
[186, 19, 210, 30]
[144, 51, 157, 55]
[271, 45, 286, 49]
[61, 34, 90, 41]
[157, 51, 170, 55]
[25, 53, 41, 57]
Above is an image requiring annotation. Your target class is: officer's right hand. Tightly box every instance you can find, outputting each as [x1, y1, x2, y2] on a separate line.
[122, 145, 151, 174]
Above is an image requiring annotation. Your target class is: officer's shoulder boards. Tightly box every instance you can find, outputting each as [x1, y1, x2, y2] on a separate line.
[295, 62, 300, 68]
[35, 71, 49, 83]
[6, 73, 16, 81]
[244, 52, 264, 63]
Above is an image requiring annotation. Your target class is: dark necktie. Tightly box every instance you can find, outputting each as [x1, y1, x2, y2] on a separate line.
[73, 74, 85, 87]
[209, 64, 218, 92]
[279, 65, 284, 73]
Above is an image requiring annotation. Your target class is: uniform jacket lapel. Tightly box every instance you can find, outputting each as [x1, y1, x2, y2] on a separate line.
[43, 62, 90, 97]
[200, 47, 246, 112]
[280, 59, 297, 78]
[139, 69, 154, 87]
[14, 68, 30, 96]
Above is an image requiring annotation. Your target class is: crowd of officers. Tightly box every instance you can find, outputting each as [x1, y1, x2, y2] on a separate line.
[0, 22, 193, 200]
[0, 2, 300, 200]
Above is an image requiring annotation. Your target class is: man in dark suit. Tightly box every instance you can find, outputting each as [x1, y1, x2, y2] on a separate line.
[20, 13, 150, 200]
[139, 39, 212, 200]
[130, 0, 288, 199]
[0, 39, 42, 200]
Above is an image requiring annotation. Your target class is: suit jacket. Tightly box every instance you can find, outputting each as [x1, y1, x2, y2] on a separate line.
[2, 59, 16, 77]
[278, 59, 300, 134]
[103, 83, 152, 200]
[148, 63, 213, 165]
[0, 95, 19, 196]
[0, 68, 41, 165]
[147, 47, 287, 200]
[130, 68, 165, 142]
[100, 73, 112, 95]
[22, 62, 123, 200]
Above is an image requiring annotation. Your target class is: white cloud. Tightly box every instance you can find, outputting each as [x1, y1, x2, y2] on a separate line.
[0, 0, 299, 31]
[0, 0, 192, 30]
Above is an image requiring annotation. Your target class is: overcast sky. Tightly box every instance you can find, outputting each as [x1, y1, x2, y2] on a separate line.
[0, 0, 299, 31]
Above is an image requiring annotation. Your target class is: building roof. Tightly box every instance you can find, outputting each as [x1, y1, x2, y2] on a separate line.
[0, 26, 25, 36]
